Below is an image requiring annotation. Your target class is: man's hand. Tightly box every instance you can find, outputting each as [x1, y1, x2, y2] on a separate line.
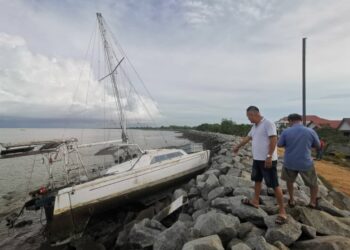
[233, 137, 251, 154]
[265, 157, 272, 168]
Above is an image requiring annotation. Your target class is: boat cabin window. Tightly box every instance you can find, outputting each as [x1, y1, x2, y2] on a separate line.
[150, 151, 183, 164]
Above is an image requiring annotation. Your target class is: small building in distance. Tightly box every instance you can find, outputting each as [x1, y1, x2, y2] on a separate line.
[338, 118, 350, 136]
[276, 115, 341, 133]
[304, 115, 341, 130]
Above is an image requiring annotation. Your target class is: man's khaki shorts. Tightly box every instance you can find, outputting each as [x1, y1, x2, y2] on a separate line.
[281, 165, 318, 188]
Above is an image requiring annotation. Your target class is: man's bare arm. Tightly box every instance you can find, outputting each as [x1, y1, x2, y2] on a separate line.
[265, 136, 277, 168]
[268, 136, 277, 156]
[233, 136, 251, 153]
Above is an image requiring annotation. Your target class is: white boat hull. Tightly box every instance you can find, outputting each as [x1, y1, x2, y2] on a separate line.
[48, 150, 210, 243]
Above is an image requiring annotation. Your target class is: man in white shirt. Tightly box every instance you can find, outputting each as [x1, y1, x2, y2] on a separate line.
[233, 106, 287, 224]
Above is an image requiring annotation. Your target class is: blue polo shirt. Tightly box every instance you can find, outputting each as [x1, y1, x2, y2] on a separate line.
[278, 123, 320, 171]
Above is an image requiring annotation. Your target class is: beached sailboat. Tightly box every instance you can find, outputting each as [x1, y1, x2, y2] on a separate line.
[0, 13, 210, 245]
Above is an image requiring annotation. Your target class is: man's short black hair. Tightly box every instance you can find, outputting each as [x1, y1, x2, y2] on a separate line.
[287, 113, 302, 121]
[246, 106, 260, 112]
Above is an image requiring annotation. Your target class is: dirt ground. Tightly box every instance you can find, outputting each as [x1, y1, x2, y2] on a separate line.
[314, 160, 350, 196]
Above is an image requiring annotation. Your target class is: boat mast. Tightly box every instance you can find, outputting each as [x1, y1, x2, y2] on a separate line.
[96, 13, 128, 143]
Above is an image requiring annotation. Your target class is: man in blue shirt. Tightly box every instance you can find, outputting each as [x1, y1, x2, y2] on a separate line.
[278, 113, 321, 208]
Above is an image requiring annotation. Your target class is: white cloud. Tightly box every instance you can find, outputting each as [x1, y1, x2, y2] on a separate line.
[0, 32, 160, 124]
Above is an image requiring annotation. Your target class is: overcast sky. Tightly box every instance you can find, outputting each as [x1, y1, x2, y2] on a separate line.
[0, 0, 349, 127]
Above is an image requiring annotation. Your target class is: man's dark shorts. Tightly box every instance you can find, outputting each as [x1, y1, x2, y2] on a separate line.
[251, 160, 279, 188]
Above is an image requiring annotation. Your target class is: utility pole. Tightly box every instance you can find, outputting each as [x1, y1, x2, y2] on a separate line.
[302, 38, 307, 126]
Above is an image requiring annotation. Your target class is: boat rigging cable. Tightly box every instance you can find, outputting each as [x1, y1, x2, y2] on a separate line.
[61, 21, 98, 140]
[101, 15, 170, 145]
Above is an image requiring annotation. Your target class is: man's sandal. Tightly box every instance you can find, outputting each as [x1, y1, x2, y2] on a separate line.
[275, 215, 288, 225]
[307, 197, 321, 210]
[241, 198, 259, 208]
[288, 199, 296, 208]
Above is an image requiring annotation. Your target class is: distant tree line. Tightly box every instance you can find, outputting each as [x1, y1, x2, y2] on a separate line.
[196, 119, 251, 137]
[148, 119, 252, 137]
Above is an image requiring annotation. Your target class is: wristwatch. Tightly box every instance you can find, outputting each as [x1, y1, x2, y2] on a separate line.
[266, 154, 272, 158]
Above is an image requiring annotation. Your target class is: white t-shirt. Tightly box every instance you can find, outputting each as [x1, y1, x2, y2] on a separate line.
[248, 118, 278, 161]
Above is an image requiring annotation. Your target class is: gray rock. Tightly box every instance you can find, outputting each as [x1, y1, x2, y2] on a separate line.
[14, 220, 33, 228]
[115, 230, 128, 247]
[211, 161, 220, 170]
[343, 196, 350, 210]
[129, 219, 163, 248]
[197, 174, 208, 184]
[201, 174, 220, 199]
[292, 206, 350, 237]
[233, 187, 254, 198]
[260, 195, 277, 206]
[182, 235, 224, 250]
[211, 155, 223, 163]
[223, 156, 234, 164]
[217, 156, 226, 164]
[173, 188, 188, 200]
[153, 221, 190, 250]
[194, 198, 209, 210]
[146, 219, 166, 231]
[238, 222, 255, 239]
[208, 187, 226, 201]
[219, 162, 233, 174]
[189, 187, 200, 198]
[218, 148, 228, 155]
[318, 185, 329, 197]
[260, 205, 279, 215]
[211, 196, 268, 226]
[328, 190, 350, 210]
[240, 170, 252, 180]
[197, 182, 206, 191]
[227, 238, 244, 249]
[297, 186, 312, 199]
[204, 169, 221, 178]
[194, 211, 240, 243]
[264, 215, 302, 246]
[273, 241, 289, 250]
[192, 208, 209, 220]
[301, 224, 317, 239]
[267, 188, 275, 196]
[291, 235, 350, 250]
[234, 162, 246, 170]
[71, 238, 106, 250]
[135, 206, 156, 221]
[295, 175, 305, 187]
[187, 178, 197, 188]
[231, 242, 251, 250]
[339, 216, 350, 227]
[244, 226, 266, 240]
[2, 194, 13, 200]
[226, 168, 242, 177]
[245, 236, 279, 250]
[178, 213, 193, 223]
[317, 197, 350, 217]
[233, 156, 241, 163]
[219, 175, 253, 189]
